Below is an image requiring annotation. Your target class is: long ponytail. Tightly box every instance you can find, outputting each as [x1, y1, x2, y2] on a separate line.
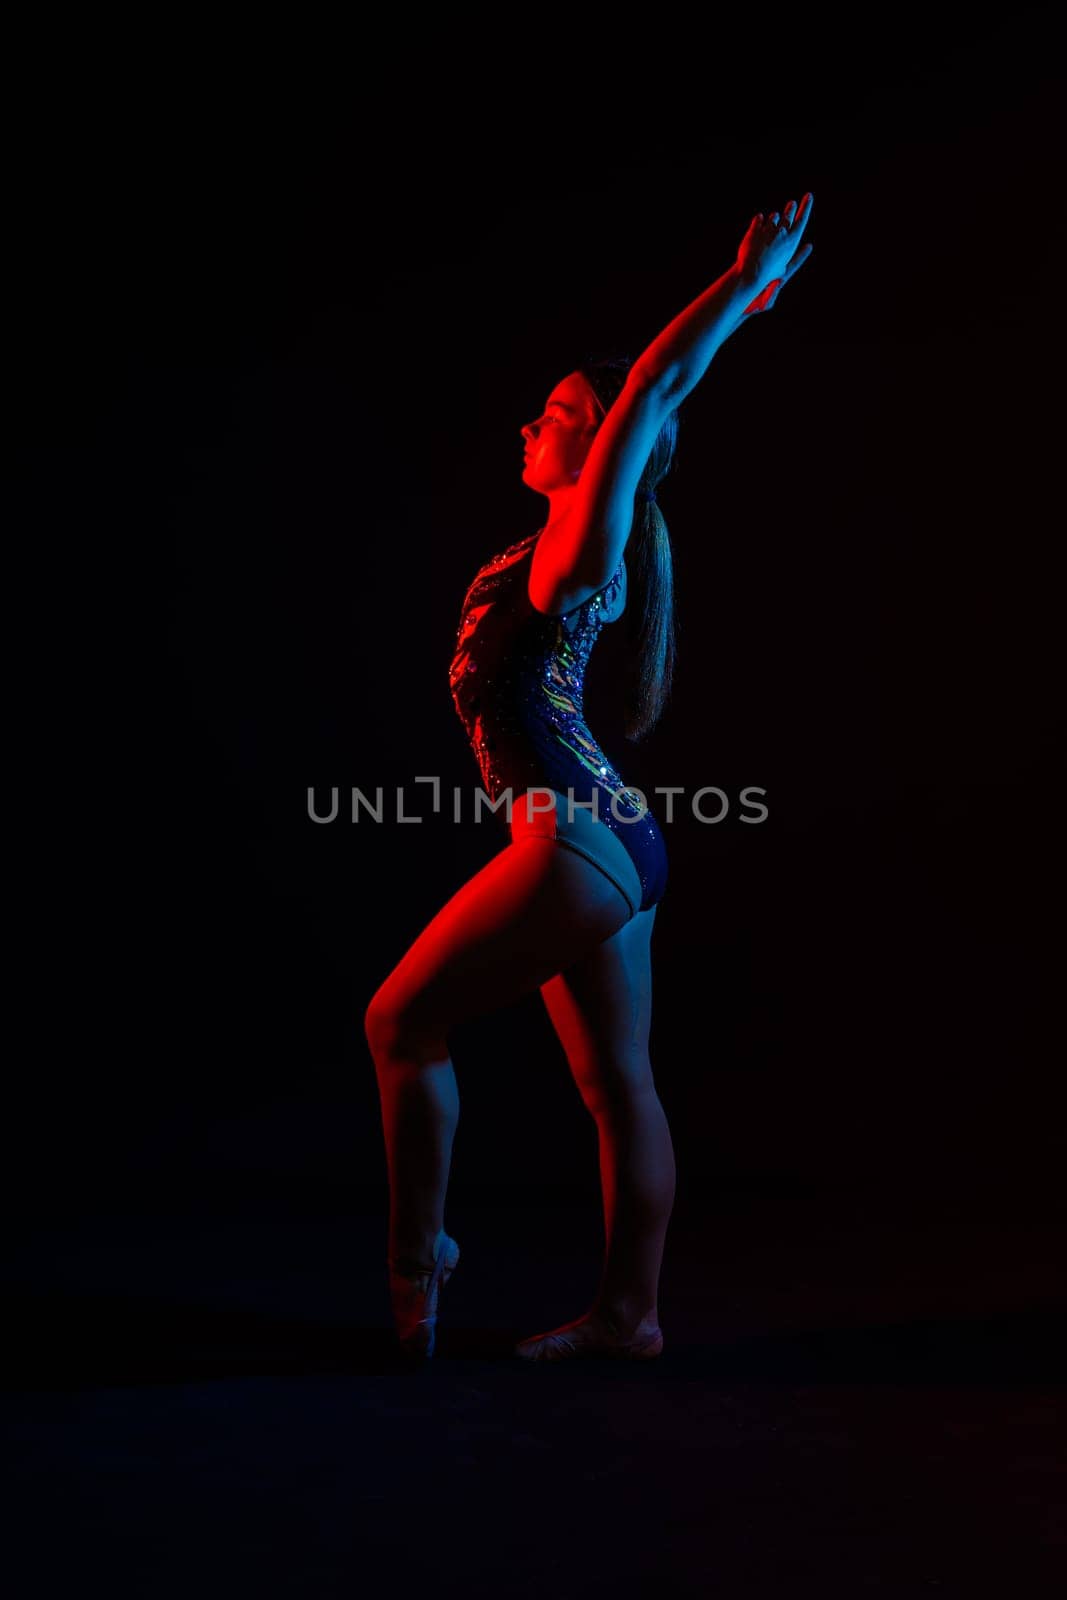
[623, 486, 677, 741]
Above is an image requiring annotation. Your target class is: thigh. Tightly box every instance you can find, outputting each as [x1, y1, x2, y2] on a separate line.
[367, 833, 636, 1045]
[539, 903, 658, 1108]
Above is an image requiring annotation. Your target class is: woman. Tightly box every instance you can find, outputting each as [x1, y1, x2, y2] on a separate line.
[365, 195, 814, 1361]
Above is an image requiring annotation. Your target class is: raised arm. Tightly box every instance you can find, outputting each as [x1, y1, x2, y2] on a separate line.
[541, 195, 814, 597]
[635, 193, 814, 400]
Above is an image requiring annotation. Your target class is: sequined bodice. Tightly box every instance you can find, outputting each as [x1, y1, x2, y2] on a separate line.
[448, 528, 644, 812]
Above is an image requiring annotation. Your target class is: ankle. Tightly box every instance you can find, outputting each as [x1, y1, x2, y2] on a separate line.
[593, 1300, 660, 1339]
[389, 1228, 443, 1273]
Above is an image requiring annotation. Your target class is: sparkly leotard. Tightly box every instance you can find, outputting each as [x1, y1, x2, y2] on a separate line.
[449, 528, 668, 911]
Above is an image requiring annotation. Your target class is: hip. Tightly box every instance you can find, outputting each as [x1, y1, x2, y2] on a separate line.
[508, 786, 667, 918]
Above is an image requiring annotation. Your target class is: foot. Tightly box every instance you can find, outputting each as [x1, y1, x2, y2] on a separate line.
[388, 1230, 460, 1359]
[515, 1307, 663, 1362]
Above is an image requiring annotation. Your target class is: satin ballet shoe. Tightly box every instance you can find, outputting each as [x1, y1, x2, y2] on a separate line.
[388, 1229, 460, 1360]
[515, 1308, 664, 1362]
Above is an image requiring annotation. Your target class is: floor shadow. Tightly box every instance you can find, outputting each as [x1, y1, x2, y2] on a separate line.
[10, 1292, 1065, 1390]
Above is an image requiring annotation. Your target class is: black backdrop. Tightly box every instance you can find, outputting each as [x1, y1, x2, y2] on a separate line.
[19, 16, 1063, 1239]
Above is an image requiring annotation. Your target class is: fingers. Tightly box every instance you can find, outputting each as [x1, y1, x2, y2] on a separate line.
[788, 192, 813, 241]
[745, 193, 814, 303]
[764, 192, 814, 239]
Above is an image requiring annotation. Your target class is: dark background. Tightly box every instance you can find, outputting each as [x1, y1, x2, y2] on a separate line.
[9, 21, 1067, 1596]
[16, 15, 1064, 1248]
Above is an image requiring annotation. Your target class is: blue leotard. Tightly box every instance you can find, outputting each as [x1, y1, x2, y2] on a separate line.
[449, 528, 668, 911]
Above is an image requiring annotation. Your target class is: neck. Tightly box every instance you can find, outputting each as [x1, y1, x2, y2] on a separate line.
[541, 487, 580, 536]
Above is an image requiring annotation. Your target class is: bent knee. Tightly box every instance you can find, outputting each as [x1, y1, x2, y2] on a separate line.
[364, 985, 446, 1061]
[572, 1053, 658, 1118]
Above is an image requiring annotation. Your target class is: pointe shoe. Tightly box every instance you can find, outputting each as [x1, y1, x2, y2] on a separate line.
[515, 1308, 664, 1362]
[388, 1229, 460, 1360]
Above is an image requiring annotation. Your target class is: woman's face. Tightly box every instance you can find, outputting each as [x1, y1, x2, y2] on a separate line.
[520, 372, 602, 493]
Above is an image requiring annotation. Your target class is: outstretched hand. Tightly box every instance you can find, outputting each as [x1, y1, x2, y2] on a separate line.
[735, 193, 814, 318]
